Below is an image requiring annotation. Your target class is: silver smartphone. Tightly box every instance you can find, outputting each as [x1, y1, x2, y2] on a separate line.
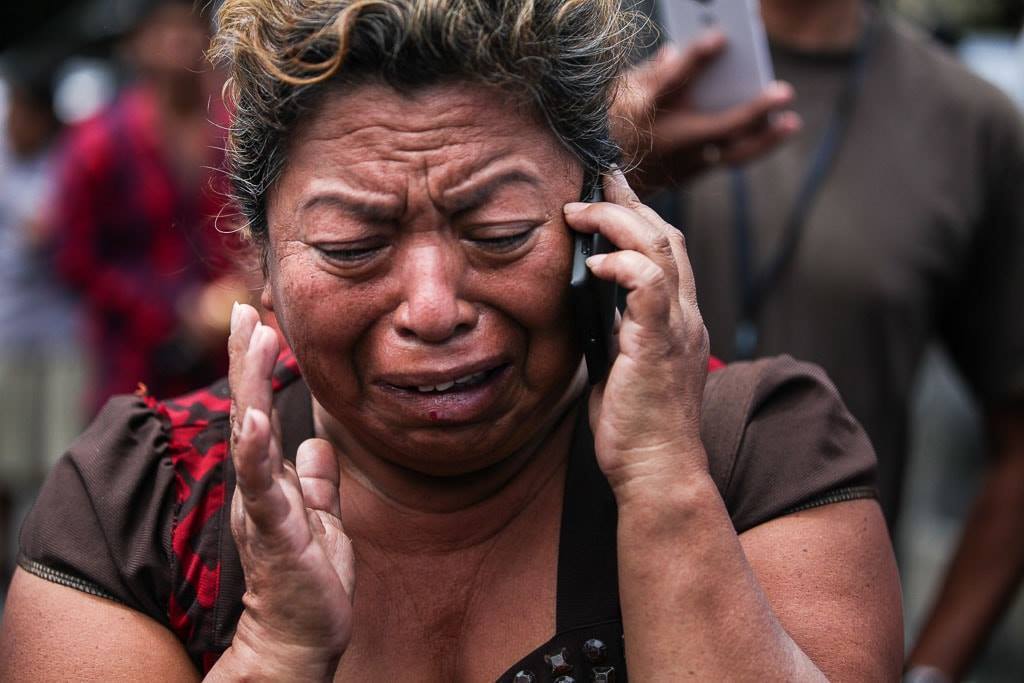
[657, 0, 775, 112]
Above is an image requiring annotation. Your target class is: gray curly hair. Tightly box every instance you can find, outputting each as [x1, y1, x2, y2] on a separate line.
[211, 0, 645, 244]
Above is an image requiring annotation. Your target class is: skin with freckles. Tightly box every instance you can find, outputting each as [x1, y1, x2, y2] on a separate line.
[263, 82, 586, 483]
[258, 82, 592, 679]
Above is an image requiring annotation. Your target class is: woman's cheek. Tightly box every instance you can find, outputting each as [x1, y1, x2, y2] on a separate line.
[505, 254, 578, 386]
[272, 263, 357, 356]
[498, 229, 574, 321]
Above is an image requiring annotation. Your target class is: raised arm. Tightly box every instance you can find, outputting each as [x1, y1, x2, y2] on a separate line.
[565, 170, 902, 680]
[208, 304, 356, 681]
[615, 493, 901, 681]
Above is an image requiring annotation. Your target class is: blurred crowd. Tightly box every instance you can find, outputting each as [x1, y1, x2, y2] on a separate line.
[0, 0, 253, 617]
[0, 0, 1021, 681]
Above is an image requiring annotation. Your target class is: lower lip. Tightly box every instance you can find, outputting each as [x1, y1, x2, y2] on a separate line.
[378, 365, 512, 425]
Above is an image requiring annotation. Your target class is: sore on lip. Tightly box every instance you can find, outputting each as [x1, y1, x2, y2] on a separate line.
[377, 363, 512, 424]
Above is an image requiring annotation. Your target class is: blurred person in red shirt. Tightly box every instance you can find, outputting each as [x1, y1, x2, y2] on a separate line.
[53, 0, 247, 416]
[0, 53, 82, 600]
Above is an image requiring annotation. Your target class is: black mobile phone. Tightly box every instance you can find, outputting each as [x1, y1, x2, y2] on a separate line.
[570, 180, 617, 385]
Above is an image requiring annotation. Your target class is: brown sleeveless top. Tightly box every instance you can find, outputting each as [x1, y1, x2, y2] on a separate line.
[19, 351, 876, 679]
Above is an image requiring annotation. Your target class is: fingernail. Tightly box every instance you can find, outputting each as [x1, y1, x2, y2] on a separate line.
[700, 30, 725, 48]
[230, 301, 239, 333]
[769, 81, 792, 99]
[779, 112, 803, 132]
[586, 254, 606, 269]
[241, 406, 255, 437]
[564, 202, 588, 215]
[248, 321, 263, 351]
[658, 43, 682, 61]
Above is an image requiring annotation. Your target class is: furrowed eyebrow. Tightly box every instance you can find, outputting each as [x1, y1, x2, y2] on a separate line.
[299, 190, 404, 223]
[442, 169, 542, 214]
[297, 166, 543, 222]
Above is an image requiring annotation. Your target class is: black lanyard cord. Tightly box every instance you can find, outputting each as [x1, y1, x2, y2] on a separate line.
[730, 14, 880, 360]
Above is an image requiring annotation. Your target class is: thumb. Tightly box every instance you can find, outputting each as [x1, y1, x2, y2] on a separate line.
[321, 514, 356, 599]
[297, 438, 342, 518]
[296, 437, 356, 597]
[641, 33, 726, 105]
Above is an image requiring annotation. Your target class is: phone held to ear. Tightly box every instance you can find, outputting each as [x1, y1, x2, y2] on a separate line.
[657, 0, 775, 113]
[570, 180, 617, 385]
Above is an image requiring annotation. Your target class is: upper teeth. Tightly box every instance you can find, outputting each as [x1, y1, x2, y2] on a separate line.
[416, 370, 488, 393]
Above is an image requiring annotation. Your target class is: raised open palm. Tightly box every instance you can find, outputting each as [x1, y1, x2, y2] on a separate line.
[225, 303, 355, 678]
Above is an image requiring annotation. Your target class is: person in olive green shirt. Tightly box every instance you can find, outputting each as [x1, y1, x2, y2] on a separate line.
[629, 0, 1024, 679]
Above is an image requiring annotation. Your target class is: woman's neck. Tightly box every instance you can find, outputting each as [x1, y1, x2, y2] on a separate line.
[315, 378, 584, 555]
[761, 0, 867, 52]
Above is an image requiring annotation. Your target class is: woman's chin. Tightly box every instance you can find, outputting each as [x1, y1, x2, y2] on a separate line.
[376, 423, 531, 478]
[368, 402, 575, 480]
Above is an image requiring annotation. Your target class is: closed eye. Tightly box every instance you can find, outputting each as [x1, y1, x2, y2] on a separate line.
[473, 234, 529, 249]
[466, 226, 537, 253]
[316, 244, 387, 264]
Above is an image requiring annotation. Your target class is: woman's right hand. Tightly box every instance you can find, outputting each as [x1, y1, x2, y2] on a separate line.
[218, 303, 355, 681]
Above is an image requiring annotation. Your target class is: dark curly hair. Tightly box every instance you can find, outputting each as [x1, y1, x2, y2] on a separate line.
[211, 0, 645, 248]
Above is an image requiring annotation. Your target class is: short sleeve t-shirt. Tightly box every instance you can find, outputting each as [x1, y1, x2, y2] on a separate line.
[19, 352, 877, 676]
[681, 14, 1024, 523]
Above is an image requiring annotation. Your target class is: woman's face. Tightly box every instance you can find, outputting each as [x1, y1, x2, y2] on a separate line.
[264, 82, 584, 475]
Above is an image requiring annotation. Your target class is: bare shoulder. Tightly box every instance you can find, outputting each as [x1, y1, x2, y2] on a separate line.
[740, 499, 904, 682]
[0, 568, 198, 682]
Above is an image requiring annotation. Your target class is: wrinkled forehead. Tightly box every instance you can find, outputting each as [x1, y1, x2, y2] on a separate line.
[280, 80, 578, 194]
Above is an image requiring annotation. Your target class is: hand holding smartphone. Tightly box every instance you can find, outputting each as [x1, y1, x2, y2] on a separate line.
[657, 0, 775, 113]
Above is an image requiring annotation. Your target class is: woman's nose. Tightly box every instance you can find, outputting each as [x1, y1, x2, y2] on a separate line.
[393, 244, 478, 343]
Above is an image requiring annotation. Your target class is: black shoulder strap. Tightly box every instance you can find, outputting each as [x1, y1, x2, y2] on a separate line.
[555, 403, 621, 631]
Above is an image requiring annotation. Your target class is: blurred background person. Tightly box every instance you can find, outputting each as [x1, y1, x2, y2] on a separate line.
[51, 0, 246, 417]
[0, 0, 251, 608]
[630, 0, 1023, 680]
[0, 51, 83, 605]
[889, 4, 1024, 682]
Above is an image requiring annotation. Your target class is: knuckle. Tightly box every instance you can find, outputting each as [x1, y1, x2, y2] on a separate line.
[650, 233, 675, 263]
[229, 495, 246, 539]
[668, 228, 687, 253]
[624, 192, 644, 210]
[686, 318, 710, 353]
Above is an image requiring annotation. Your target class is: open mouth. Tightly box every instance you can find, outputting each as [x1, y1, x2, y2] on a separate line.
[391, 364, 508, 395]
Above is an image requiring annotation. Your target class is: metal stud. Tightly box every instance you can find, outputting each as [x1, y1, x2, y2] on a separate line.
[582, 638, 607, 664]
[512, 670, 536, 683]
[592, 666, 616, 682]
[544, 647, 573, 675]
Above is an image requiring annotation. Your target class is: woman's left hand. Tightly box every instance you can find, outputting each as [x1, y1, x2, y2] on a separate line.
[563, 171, 710, 501]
